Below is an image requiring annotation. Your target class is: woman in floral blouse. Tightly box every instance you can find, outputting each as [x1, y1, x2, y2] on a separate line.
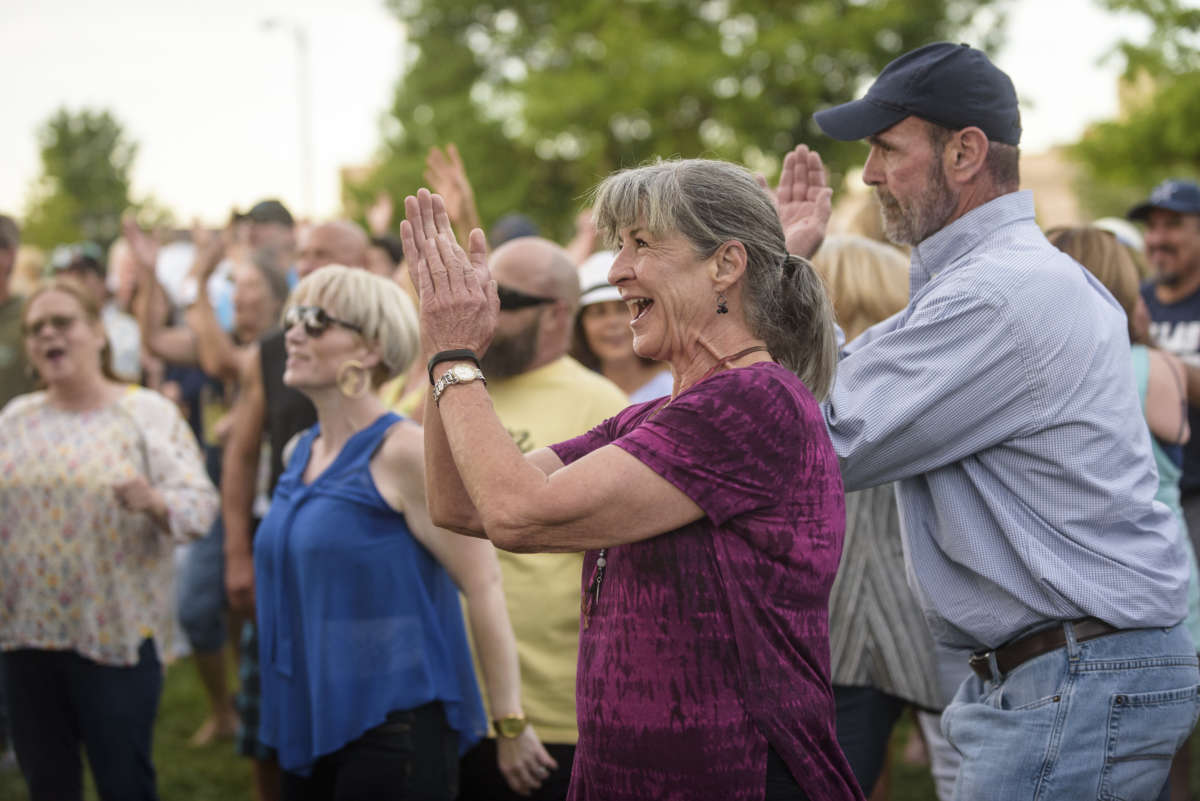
[0, 276, 218, 801]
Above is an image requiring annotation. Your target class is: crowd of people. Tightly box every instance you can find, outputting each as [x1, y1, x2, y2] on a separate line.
[1, 39, 1200, 801]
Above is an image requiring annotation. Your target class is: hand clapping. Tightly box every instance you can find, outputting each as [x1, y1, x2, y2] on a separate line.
[399, 189, 498, 360]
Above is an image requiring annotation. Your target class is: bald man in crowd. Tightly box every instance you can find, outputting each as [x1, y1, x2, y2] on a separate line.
[222, 220, 368, 801]
[451, 237, 629, 801]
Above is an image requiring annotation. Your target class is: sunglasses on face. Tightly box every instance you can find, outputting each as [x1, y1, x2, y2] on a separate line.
[497, 285, 557, 311]
[283, 306, 363, 338]
[24, 314, 77, 337]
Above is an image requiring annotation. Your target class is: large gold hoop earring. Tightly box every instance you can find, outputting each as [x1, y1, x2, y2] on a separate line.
[337, 359, 370, 399]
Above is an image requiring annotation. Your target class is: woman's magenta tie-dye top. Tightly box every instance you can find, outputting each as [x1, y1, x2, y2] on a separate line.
[550, 362, 863, 801]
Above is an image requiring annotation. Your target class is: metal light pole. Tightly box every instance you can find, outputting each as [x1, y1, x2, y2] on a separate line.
[262, 18, 314, 218]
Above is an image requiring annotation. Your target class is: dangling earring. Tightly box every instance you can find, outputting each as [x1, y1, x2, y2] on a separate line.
[337, 359, 370, 399]
[716, 291, 729, 314]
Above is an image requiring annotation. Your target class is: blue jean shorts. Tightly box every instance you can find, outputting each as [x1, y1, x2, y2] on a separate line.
[942, 622, 1200, 801]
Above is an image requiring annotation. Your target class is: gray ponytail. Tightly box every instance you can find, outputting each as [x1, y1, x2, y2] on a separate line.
[745, 253, 837, 401]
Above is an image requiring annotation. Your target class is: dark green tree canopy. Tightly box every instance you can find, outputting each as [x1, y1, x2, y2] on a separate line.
[23, 108, 138, 250]
[354, 0, 1008, 241]
[1071, 0, 1200, 216]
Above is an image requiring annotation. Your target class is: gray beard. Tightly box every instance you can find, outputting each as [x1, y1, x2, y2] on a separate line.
[877, 161, 959, 247]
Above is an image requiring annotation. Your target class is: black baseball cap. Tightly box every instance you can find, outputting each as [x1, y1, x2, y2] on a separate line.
[1127, 179, 1200, 222]
[49, 242, 106, 277]
[245, 199, 294, 227]
[814, 42, 1022, 146]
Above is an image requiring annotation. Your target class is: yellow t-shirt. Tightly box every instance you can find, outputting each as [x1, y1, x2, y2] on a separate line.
[467, 357, 628, 744]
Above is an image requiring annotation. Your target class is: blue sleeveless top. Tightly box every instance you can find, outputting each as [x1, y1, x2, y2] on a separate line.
[253, 412, 486, 774]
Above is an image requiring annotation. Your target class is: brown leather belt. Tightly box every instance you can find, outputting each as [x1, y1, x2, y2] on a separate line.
[968, 618, 1122, 682]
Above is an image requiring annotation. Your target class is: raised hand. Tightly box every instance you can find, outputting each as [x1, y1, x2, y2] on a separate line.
[401, 189, 497, 357]
[366, 192, 394, 236]
[777, 145, 833, 259]
[190, 221, 226, 281]
[122, 214, 159, 276]
[424, 144, 483, 234]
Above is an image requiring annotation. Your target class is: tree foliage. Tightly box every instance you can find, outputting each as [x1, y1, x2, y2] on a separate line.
[1071, 0, 1200, 216]
[353, 0, 1009, 240]
[22, 108, 138, 250]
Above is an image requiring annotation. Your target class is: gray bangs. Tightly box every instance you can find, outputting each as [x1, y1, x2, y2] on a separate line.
[591, 160, 775, 261]
[591, 162, 683, 250]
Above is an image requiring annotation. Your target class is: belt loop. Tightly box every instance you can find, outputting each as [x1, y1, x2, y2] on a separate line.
[987, 649, 1002, 682]
[1063, 619, 1080, 659]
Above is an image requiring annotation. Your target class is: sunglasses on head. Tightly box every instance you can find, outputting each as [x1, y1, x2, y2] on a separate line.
[283, 306, 363, 338]
[497, 285, 556, 311]
[24, 314, 77, 338]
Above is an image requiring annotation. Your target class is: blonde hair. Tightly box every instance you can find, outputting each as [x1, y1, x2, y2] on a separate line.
[1046, 226, 1141, 342]
[23, 276, 119, 383]
[591, 158, 837, 400]
[286, 265, 419, 387]
[811, 236, 910, 340]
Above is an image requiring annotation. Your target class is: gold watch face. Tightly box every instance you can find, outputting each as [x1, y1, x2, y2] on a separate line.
[494, 715, 528, 738]
[451, 363, 477, 381]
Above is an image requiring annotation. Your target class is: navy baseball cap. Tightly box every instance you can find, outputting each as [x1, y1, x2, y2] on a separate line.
[245, 199, 294, 227]
[814, 42, 1021, 146]
[1127, 179, 1200, 222]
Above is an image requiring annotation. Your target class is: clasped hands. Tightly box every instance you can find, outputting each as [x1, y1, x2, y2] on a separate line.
[400, 189, 499, 363]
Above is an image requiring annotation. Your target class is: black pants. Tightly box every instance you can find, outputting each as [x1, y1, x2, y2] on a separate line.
[282, 702, 459, 801]
[457, 738, 575, 801]
[4, 639, 163, 801]
[765, 746, 811, 801]
[833, 684, 907, 796]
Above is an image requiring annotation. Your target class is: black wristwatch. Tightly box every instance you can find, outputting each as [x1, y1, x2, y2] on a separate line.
[427, 349, 482, 385]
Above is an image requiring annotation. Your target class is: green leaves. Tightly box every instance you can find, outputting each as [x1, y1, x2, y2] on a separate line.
[23, 108, 138, 250]
[1070, 0, 1200, 217]
[351, 0, 1008, 242]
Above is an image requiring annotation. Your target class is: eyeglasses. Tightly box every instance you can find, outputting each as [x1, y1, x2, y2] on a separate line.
[497, 285, 556, 311]
[23, 314, 77, 337]
[283, 306, 363, 338]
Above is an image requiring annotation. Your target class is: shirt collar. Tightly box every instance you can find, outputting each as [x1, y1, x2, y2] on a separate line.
[910, 190, 1036, 295]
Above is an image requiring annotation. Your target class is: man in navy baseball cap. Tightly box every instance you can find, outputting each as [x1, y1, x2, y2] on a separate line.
[813, 41, 1196, 801]
[812, 42, 1022, 246]
[1129, 179, 1200, 601]
[814, 41, 1021, 146]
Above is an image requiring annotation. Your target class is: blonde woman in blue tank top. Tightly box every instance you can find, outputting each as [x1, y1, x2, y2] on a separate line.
[253, 266, 556, 801]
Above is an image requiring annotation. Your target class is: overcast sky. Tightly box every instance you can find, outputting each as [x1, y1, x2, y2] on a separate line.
[0, 0, 1161, 225]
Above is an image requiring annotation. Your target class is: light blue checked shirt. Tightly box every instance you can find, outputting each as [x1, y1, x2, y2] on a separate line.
[823, 190, 1189, 650]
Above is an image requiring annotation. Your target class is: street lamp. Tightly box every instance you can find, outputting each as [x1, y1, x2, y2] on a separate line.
[262, 17, 314, 218]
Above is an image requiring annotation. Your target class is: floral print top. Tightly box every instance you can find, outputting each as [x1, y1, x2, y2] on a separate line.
[0, 387, 218, 666]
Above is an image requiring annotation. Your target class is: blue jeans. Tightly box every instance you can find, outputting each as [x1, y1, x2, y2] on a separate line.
[177, 515, 227, 652]
[942, 622, 1200, 801]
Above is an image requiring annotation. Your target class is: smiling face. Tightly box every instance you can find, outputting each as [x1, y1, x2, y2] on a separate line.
[282, 298, 370, 394]
[23, 288, 108, 388]
[580, 300, 637, 366]
[1144, 209, 1200, 288]
[608, 221, 714, 366]
[863, 116, 959, 246]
